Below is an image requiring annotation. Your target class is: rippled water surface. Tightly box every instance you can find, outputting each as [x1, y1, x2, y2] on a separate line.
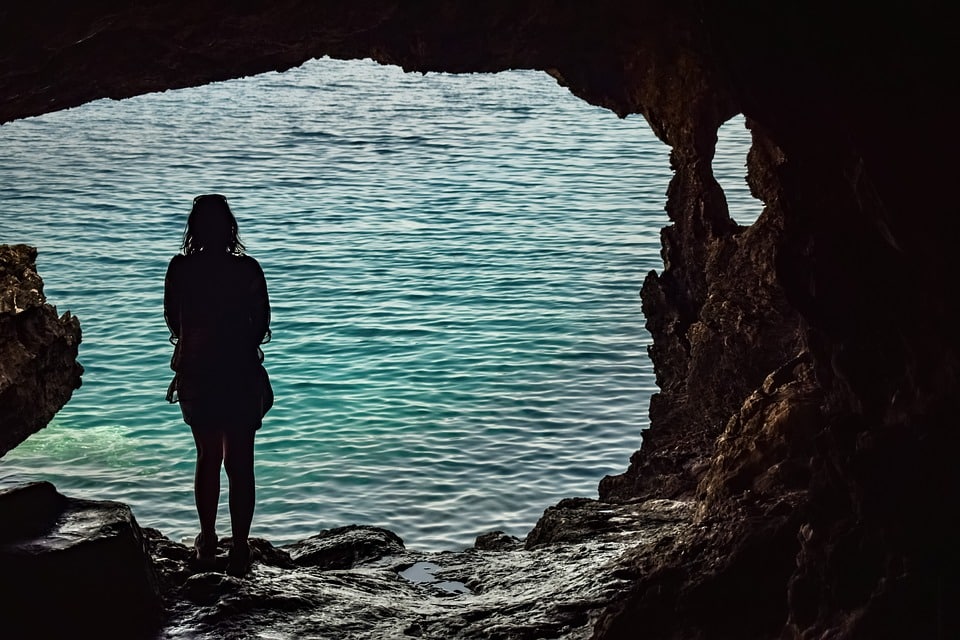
[0, 58, 755, 549]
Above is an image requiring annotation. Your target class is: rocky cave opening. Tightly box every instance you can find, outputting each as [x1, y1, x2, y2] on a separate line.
[1, 3, 954, 639]
[2, 56, 694, 550]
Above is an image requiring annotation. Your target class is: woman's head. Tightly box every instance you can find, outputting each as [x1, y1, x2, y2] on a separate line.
[182, 194, 245, 255]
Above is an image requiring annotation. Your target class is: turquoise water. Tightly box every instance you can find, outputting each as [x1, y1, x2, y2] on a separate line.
[0, 58, 755, 549]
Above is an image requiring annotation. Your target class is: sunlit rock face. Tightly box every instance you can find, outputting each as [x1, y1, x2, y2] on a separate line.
[0, 2, 954, 638]
[0, 245, 82, 457]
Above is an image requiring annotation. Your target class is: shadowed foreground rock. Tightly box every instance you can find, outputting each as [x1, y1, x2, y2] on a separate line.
[0, 482, 162, 640]
[0, 245, 83, 457]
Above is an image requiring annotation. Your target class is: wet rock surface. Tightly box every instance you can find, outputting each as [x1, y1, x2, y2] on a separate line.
[149, 498, 693, 639]
[0, 244, 83, 457]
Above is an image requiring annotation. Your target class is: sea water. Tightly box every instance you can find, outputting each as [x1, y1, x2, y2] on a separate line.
[0, 57, 755, 549]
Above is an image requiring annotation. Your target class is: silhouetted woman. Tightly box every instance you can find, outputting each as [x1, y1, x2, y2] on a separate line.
[164, 194, 272, 577]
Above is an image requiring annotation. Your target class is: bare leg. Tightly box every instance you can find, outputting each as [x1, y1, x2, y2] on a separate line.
[223, 428, 256, 546]
[191, 426, 224, 542]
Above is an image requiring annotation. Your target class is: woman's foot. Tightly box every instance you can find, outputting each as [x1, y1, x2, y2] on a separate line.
[191, 531, 219, 568]
[225, 540, 252, 578]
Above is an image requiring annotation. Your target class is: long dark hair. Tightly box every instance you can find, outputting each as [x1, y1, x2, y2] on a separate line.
[181, 194, 246, 255]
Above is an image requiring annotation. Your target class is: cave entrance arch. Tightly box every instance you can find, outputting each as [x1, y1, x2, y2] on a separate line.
[0, 56, 750, 550]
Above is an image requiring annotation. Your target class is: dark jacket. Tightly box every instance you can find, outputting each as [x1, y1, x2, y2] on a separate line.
[164, 251, 270, 403]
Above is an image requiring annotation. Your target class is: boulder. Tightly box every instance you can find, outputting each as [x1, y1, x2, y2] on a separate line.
[0, 244, 83, 457]
[0, 482, 163, 639]
[284, 524, 405, 569]
[472, 530, 523, 551]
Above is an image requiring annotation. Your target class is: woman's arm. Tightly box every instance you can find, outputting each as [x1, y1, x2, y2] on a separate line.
[248, 258, 271, 345]
[163, 256, 182, 341]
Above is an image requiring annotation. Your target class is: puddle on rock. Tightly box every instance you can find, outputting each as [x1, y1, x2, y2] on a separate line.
[398, 561, 471, 595]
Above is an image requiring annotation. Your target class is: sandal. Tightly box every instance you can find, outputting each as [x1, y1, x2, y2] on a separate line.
[225, 541, 253, 578]
[191, 532, 219, 567]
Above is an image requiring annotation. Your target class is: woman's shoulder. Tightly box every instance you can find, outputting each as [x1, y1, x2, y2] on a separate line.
[235, 253, 264, 273]
[166, 253, 187, 272]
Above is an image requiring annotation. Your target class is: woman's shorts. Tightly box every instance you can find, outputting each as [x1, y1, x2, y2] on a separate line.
[180, 392, 265, 431]
[174, 365, 273, 431]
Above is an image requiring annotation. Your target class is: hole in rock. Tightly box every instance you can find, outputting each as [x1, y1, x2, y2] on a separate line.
[0, 57, 673, 551]
[715, 114, 760, 227]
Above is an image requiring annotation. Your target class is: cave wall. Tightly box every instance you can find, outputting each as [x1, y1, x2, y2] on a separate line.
[1, 2, 955, 638]
[594, 4, 957, 639]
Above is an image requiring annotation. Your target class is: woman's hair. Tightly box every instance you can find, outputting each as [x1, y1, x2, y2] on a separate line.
[181, 194, 246, 255]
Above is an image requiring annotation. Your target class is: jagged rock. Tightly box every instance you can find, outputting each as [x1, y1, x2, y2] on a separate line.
[697, 353, 822, 509]
[285, 524, 405, 569]
[591, 358, 821, 639]
[472, 530, 523, 551]
[593, 496, 807, 640]
[526, 498, 693, 550]
[0, 244, 83, 457]
[181, 571, 246, 606]
[0, 482, 163, 639]
[600, 127, 804, 505]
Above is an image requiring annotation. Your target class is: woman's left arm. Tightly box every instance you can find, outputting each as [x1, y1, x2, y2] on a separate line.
[249, 258, 271, 345]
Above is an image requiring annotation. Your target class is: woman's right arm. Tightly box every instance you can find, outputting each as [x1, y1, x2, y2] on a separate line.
[164, 256, 182, 341]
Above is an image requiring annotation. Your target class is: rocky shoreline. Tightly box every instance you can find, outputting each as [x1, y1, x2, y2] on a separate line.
[1, 481, 693, 639]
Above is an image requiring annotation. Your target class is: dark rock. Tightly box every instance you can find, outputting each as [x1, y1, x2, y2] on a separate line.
[472, 530, 523, 551]
[594, 500, 806, 640]
[0, 483, 162, 639]
[526, 498, 693, 549]
[182, 571, 244, 606]
[143, 530, 296, 596]
[284, 524, 405, 569]
[697, 354, 821, 508]
[0, 480, 65, 542]
[0, 244, 83, 457]
[246, 536, 298, 569]
[599, 127, 804, 505]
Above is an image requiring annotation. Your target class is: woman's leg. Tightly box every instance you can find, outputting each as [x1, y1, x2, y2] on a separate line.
[223, 428, 256, 546]
[191, 426, 224, 542]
